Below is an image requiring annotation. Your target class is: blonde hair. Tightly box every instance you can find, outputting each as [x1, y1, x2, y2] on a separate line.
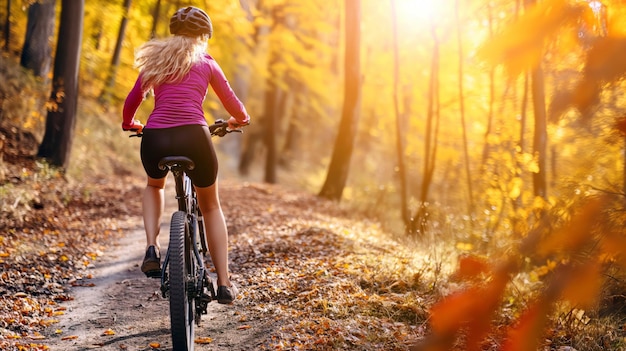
[134, 35, 208, 91]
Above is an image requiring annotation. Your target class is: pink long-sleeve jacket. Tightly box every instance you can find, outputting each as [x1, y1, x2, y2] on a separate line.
[123, 53, 250, 129]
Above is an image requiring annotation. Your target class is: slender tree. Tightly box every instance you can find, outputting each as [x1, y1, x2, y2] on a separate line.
[390, 0, 409, 227]
[262, 6, 287, 184]
[20, 0, 56, 78]
[238, 0, 269, 176]
[150, 0, 162, 39]
[525, 0, 548, 199]
[37, 0, 84, 169]
[3, 0, 10, 52]
[455, 0, 474, 216]
[263, 81, 280, 183]
[100, 0, 132, 103]
[410, 25, 441, 235]
[319, 0, 361, 201]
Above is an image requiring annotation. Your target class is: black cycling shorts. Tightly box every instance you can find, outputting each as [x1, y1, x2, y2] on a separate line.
[140, 124, 218, 188]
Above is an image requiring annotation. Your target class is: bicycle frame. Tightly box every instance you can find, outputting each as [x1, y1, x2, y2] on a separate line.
[160, 161, 210, 291]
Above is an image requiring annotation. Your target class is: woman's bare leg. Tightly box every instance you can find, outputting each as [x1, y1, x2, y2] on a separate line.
[143, 176, 166, 250]
[195, 178, 232, 287]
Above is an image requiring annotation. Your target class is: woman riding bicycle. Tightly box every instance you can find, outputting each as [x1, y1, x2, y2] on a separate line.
[122, 6, 249, 304]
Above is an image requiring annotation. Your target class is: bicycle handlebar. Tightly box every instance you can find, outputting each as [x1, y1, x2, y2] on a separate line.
[128, 119, 247, 138]
[208, 119, 246, 137]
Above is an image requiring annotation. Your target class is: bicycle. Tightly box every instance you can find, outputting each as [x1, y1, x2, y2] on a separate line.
[129, 119, 243, 351]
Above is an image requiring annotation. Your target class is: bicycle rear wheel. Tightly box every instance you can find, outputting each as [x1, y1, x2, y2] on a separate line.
[168, 210, 195, 351]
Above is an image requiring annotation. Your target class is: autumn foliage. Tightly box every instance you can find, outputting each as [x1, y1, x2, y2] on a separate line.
[412, 196, 625, 350]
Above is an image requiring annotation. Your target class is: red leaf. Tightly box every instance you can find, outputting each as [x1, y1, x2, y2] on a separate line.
[502, 299, 551, 351]
[455, 255, 491, 280]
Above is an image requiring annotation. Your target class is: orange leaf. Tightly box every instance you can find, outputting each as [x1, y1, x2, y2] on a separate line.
[601, 231, 626, 267]
[61, 335, 78, 340]
[149, 342, 161, 348]
[430, 262, 512, 339]
[536, 197, 604, 257]
[194, 337, 213, 344]
[429, 287, 480, 334]
[560, 261, 602, 309]
[102, 328, 115, 336]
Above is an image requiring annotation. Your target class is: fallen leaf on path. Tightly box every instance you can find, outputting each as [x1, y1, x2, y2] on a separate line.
[29, 332, 45, 340]
[149, 341, 161, 348]
[61, 335, 78, 340]
[102, 328, 116, 335]
[195, 337, 213, 344]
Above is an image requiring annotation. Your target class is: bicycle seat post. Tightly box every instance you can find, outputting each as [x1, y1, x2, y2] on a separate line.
[158, 156, 196, 212]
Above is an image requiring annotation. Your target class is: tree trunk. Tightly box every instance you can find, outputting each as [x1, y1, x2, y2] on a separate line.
[37, 0, 84, 169]
[318, 0, 361, 201]
[279, 92, 301, 167]
[20, 0, 56, 78]
[3, 0, 11, 52]
[150, 0, 162, 39]
[100, 0, 132, 103]
[410, 25, 440, 235]
[623, 136, 626, 198]
[263, 84, 280, 183]
[237, 0, 269, 176]
[525, 0, 548, 201]
[455, 0, 474, 217]
[390, 0, 409, 226]
[531, 64, 548, 198]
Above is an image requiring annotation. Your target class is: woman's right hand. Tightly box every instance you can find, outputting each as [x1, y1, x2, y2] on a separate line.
[227, 116, 249, 130]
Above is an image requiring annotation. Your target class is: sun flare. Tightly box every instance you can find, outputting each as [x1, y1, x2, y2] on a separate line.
[394, 0, 444, 25]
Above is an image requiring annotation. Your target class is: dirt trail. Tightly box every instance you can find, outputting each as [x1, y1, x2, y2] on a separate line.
[41, 184, 268, 351]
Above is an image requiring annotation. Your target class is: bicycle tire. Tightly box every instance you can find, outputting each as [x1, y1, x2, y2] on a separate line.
[168, 210, 195, 351]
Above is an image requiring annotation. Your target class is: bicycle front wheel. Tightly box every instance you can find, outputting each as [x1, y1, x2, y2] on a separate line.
[168, 210, 195, 351]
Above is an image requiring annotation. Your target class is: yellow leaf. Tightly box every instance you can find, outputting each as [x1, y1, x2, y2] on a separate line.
[508, 177, 523, 199]
[455, 242, 473, 251]
[102, 328, 115, 336]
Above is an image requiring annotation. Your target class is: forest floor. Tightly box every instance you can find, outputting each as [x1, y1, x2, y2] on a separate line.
[0, 129, 433, 351]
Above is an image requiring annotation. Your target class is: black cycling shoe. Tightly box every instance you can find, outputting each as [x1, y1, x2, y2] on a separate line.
[216, 284, 238, 304]
[141, 246, 161, 278]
